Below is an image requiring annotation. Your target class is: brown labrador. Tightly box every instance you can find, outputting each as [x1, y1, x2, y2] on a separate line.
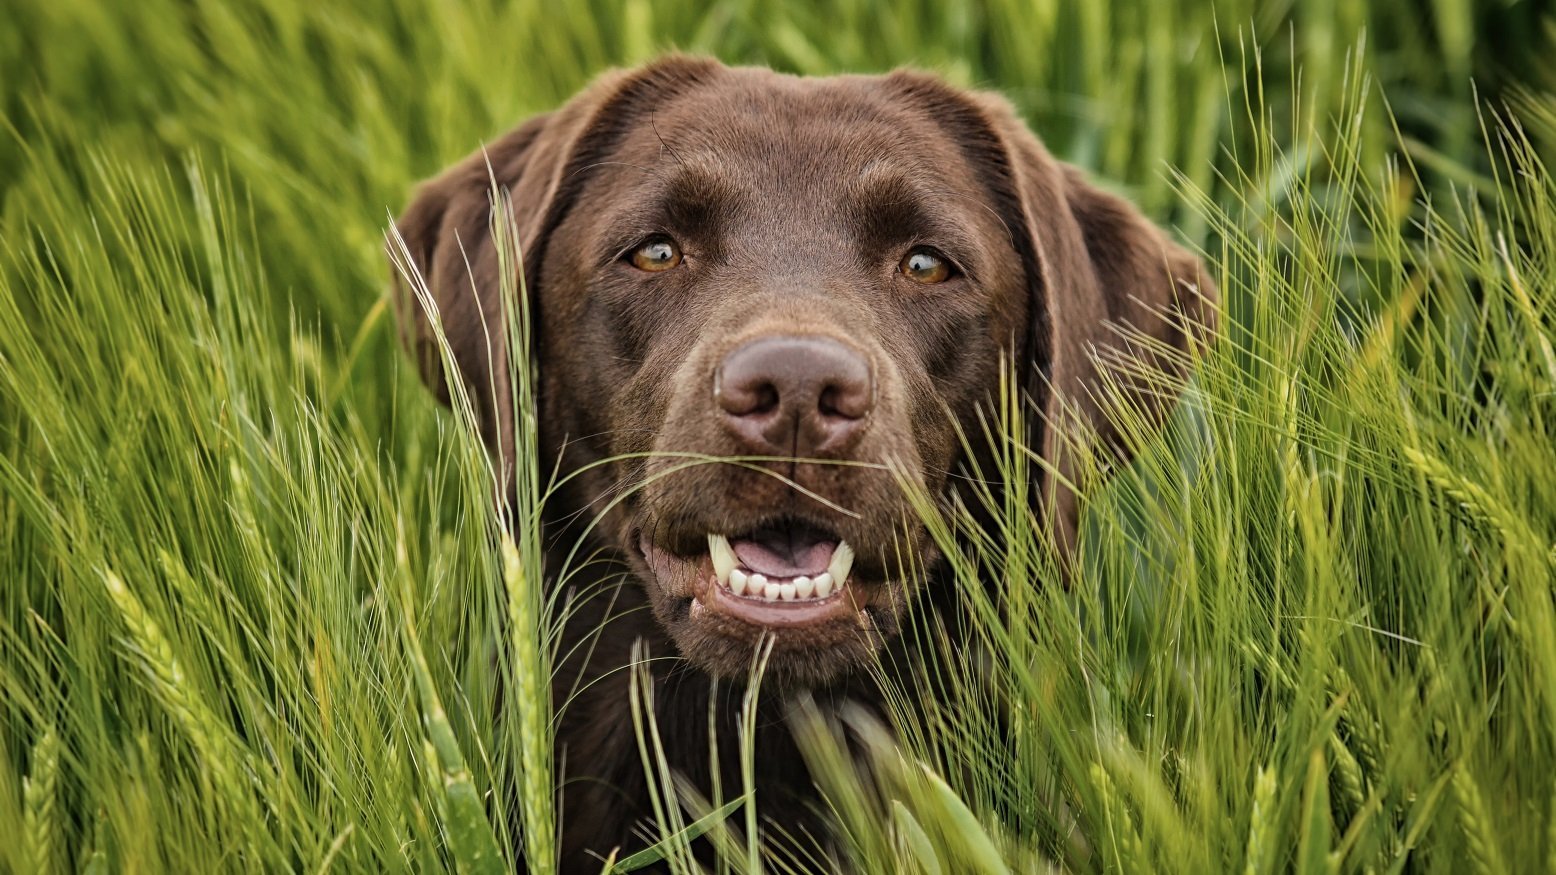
[391, 55, 1214, 871]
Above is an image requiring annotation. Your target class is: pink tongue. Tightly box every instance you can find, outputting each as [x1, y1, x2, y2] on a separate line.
[731, 536, 835, 578]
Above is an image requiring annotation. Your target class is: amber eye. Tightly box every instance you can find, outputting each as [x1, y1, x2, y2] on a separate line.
[629, 236, 683, 272]
[899, 247, 952, 284]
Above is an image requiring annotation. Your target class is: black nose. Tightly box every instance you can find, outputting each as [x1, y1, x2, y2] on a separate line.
[715, 335, 874, 455]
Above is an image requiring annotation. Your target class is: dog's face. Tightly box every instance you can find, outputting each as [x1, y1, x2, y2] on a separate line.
[392, 58, 1215, 686]
[537, 71, 1032, 682]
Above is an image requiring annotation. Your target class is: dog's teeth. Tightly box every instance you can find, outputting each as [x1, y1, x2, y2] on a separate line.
[711, 543, 851, 602]
[708, 534, 736, 584]
[828, 541, 855, 587]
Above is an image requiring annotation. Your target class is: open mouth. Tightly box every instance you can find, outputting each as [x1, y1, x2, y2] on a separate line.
[640, 519, 867, 630]
[708, 523, 854, 602]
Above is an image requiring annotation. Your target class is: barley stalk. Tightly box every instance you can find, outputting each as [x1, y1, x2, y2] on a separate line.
[1244, 766, 1277, 875]
[1331, 669, 1384, 784]
[103, 570, 190, 719]
[1090, 763, 1147, 874]
[102, 569, 248, 802]
[395, 533, 505, 875]
[1401, 446, 1547, 560]
[24, 726, 61, 875]
[1452, 765, 1509, 875]
[1329, 733, 1366, 814]
[502, 533, 554, 874]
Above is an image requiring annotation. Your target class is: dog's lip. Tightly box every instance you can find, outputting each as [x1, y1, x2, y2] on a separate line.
[697, 575, 864, 627]
[637, 531, 870, 630]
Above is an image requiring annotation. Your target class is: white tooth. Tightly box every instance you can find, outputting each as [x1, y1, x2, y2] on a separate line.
[729, 568, 748, 595]
[708, 534, 736, 584]
[813, 572, 834, 597]
[779, 582, 796, 601]
[793, 576, 814, 599]
[828, 541, 855, 586]
[750, 573, 769, 594]
[763, 581, 781, 601]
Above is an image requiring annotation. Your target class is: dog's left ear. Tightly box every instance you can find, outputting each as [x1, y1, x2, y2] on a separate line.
[1004, 111, 1217, 560]
[1010, 129, 1218, 559]
[889, 73, 1217, 560]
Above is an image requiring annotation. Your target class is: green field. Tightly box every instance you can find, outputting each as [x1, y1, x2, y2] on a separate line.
[4, 1, 1556, 872]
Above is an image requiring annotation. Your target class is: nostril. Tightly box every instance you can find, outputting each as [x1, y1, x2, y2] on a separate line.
[744, 382, 780, 416]
[817, 383, 869, 420]
[817, 386, 841, 419]
[716, 371, 781, 418]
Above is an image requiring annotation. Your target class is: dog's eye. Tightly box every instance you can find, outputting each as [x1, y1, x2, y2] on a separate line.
[899, 247, 952, 284]
[629, 236, 683, 272]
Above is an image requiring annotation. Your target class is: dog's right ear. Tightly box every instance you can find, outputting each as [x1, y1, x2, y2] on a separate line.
[388, 56, 721, 468]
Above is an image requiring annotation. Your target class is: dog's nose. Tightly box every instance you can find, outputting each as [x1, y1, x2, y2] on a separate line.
[715, 335, 873, 455]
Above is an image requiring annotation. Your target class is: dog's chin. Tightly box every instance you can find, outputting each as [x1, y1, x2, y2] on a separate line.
[635, 522, 912, 688]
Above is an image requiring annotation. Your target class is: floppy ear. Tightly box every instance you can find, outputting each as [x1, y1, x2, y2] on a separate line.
[388, 56, 721, 485]
[887, 72, 1216, 560]
[1039, 163, 1217, 557]
[997, 107, 1218, 559]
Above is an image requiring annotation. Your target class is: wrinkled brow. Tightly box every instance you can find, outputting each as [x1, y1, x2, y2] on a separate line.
[599, 163, 747, 260]
[657, 165, 746, 232]
[845, 170, 985, 267]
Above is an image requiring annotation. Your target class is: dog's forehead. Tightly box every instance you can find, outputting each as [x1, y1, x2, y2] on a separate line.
[615, 69, 980, 195]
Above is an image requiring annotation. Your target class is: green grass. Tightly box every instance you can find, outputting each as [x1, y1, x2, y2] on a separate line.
[3, 0, 1555, 872]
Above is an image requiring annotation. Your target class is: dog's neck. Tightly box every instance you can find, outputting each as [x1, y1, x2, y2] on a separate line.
[543, 542, 901, 870]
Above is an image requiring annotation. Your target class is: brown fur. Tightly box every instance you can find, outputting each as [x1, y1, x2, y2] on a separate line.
[390, 56, 1215, 871]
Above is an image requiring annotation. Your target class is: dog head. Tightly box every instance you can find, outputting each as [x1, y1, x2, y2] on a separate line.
[390, 57, 1215, 686]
